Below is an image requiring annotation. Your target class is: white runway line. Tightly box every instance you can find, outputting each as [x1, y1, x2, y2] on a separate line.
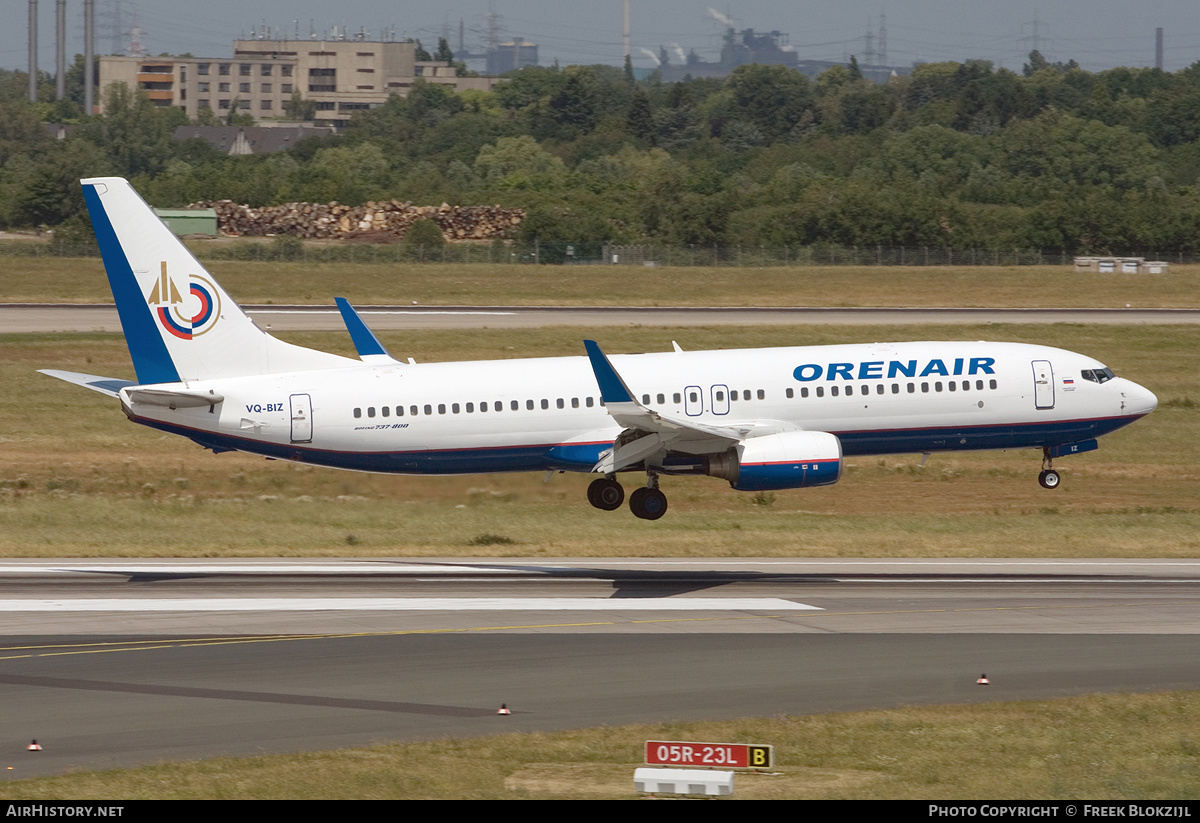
[0, 564, 536, 576]
[0, 598, 819, 612]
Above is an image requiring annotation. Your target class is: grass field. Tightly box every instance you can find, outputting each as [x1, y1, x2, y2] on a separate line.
[1, 257, 1198, 307]
[2, 260, 1198, 797]
[2, 322, 1197, 558]
[2, 691, 1197, 799]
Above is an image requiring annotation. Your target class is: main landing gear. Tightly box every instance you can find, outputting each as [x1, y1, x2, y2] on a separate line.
[587, 474, 668, 520]
[1038, 448, 1061, 489]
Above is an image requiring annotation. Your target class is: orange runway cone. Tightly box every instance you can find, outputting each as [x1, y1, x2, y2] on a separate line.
[26, 740, 41, 751]
[497, 704, 511, 715]
[976, 674, 990, 685]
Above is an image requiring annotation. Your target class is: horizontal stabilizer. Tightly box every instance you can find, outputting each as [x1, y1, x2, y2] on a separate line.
[125, 387, 224, 409]
[38, 370, 136, 398]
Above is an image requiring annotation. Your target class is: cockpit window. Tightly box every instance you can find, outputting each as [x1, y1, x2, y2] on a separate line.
[1081, 368, 1116, 384]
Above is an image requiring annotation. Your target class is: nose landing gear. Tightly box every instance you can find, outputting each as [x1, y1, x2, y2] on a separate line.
[1038, 448, 1061, 489]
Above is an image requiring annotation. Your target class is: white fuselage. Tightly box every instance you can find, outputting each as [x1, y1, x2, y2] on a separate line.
[120, 340, 1157, 476]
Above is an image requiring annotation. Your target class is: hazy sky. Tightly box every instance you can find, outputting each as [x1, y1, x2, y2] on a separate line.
[7, 1, 1200, 75]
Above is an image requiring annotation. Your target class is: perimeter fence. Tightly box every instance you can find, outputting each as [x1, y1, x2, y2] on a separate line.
[2, 239, 1198, 267]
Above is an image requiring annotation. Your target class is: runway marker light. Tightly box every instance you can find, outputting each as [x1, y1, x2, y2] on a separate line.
[26, 740, 41, 751]
[497, 704, 511, 715]
[977, 674, 990, 685]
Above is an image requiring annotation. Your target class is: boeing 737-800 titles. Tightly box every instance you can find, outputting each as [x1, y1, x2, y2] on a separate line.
[41, 178, 1158, 519]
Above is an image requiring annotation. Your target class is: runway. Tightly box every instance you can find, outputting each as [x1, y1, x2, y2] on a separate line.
[4, 303, 1200, 332]
[1, 558, 1198, 779]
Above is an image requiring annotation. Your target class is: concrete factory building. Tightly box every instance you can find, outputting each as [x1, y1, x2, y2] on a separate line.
[98, 38, 497, 127]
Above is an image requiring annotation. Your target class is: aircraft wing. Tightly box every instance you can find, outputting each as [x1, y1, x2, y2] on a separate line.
[38, 370, 137, 398]
[584, 340, 801, 473]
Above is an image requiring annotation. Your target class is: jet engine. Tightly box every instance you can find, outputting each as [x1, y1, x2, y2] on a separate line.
[705, 431, 843, 491]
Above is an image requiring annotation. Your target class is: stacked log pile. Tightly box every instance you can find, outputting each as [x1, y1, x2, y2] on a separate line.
[191, 199, 524, 241]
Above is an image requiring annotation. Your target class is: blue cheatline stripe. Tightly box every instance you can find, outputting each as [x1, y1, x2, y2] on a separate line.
[82, 183, 180, 385]
[130, 412, 1144, 477]
[335, 298, 389, 357]
[584, 340, 634, 403]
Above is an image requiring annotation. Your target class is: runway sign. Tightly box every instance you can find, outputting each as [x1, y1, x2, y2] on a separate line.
[645, 740, 773, 769]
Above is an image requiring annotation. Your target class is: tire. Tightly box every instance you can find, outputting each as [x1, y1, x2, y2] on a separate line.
[629, 487, 668, 520]
[1038, 469, 1061, 489]
[588, 478, 625, 511]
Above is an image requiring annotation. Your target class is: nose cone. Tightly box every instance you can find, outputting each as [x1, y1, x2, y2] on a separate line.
[1124, 380, 1158, 416]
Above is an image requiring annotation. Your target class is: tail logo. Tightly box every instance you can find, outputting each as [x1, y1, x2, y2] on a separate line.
[147, 262, 221, 339]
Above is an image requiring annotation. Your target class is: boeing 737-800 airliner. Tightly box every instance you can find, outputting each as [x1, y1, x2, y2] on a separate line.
[41, 178, 1158, 519]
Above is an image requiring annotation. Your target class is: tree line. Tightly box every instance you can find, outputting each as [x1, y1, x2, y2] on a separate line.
[4, 51, 1200, 253]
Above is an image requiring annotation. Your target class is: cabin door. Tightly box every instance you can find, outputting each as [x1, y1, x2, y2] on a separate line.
[290, 393, 313, 442]
[1032, 361, 1055, 410]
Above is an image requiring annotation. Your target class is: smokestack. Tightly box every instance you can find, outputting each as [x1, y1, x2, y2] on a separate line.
[84, 0, 94, 114]
[28, 0, 38, 102]
[56, 0, 65, 100]
[623, 0, 630, 61]
[1155, 27, 1164, 70]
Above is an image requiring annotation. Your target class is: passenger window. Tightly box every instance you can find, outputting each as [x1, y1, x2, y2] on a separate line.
[948, 381, 956, 392]
[424, 404, 432, 415]
[816, 386, 824, 397]
[976, 380, 984, 390]
[466, 403, 474, 413]
[526, 400, 534, 410]
[831, 386, 839, 397]
[478, 402, 485, 413]
[438, 404, 446, 414]
[353, 408, 361, 418]
[801, 387, 809, 398]
[877, 384, 884, 394]
[844, 385, 853, 396]
[556, 398, 564, 409]
[989, 379, 998, 389]
[642, 394, 650, 404]
[786, 388, 793, 398]
[586, 397, 594, 407]
[757, 389, 765, 400]
[367, 407, 375, 418]
[396, 406, 404, 416]
[715, 391, 725, 401]
[541, 399, 549, 409]
[657, 393, 665, 404]
[572, 398, 579, 408]
[689, 392, 698, 402]
[907, 383, 915, 393]
[743, 390, 751, 400]
[921, 383, 929, 393]
[892, 384, 899, 394]
[382, 406, 390, 416]
[673, 393, 681, 403]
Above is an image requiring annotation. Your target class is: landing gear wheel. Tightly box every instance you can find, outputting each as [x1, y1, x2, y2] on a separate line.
[587, 477, 625, 511]
[1038, 469, 1061, 489]
[629, 487, 668, 520]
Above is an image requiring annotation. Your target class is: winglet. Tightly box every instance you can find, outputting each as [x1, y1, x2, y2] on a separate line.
[584, 340, 635, 404]
[335, 298, 400, 364]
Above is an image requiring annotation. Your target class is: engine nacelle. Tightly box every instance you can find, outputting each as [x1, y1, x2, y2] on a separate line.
[706, 431, 843, 491]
